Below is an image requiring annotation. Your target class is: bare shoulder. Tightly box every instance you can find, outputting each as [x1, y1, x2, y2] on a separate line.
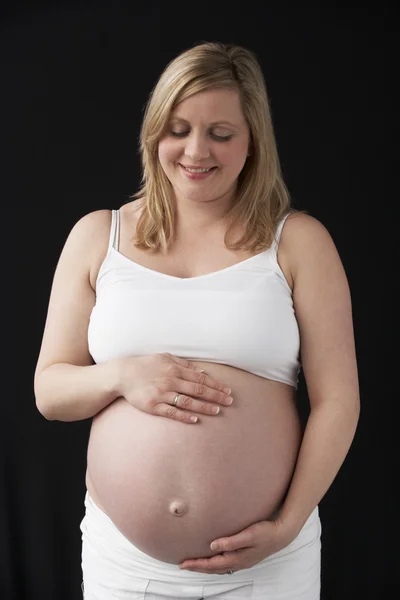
[280, 212, 342, 281]
[64, 209, 113, 290]
[68, 208, 112, 247]
[283, 211, 336, 252]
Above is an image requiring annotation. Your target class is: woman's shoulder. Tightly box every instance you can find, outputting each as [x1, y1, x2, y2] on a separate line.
[279, 212, 340, 283]
[77, 208, 113, 230]
[77, 200, 143, 251]
[283, 211, 334, 249]
[61, 209, 114, 277]
[68, 208, 112, 239]
[68, 207, 137, 254]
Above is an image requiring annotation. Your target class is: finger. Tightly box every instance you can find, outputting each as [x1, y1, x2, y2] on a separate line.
[185, 568, 236, 575]
[165, 393, 222, 416]
[164, 354, 232, 395]
[183, 369, 232, 397]
[180, 552, 238, 571]
[153, 403, 199, 424]
[210, 531, 253, 552]
[171, 378, 233, 407]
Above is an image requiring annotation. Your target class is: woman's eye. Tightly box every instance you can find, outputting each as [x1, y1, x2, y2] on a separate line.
[170, 131, 189, 137]
[212, 134, 232, 142]
[170, 131, 232, 142]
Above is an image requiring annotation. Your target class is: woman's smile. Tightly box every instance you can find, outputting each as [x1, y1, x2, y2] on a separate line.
[179, 163, 218, 180]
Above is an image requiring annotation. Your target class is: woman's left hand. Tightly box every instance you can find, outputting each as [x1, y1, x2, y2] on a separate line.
[179, 518, 293, 575]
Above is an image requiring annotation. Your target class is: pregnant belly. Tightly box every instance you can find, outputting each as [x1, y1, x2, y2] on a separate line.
[86, 362, 302, 564]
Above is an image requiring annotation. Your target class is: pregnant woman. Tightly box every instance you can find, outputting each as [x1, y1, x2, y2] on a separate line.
[34, 42, 360, 599]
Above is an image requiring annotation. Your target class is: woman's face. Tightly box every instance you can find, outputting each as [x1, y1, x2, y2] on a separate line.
[158, 88, 250, 206]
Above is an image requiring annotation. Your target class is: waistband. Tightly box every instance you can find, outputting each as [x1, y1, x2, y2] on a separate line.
[81, 491, 320, 584]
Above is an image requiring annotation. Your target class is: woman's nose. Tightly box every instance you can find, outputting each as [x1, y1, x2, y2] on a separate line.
[184, 134, 210, 161]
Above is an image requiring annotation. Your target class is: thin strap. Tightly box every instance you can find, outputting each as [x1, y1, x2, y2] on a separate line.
[272, 212, 291, 253]
[108, 209, 120, 252]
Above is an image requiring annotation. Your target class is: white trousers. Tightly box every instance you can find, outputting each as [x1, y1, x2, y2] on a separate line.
[80, 492, 321, 599]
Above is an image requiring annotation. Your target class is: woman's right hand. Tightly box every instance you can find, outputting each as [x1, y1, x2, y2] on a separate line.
[115, 352, 233, 424]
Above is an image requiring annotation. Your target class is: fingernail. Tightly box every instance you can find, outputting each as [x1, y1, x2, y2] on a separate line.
[210, 542, 219, 551]
[223, 388, 231, 394]
[190, 416, 198, 423]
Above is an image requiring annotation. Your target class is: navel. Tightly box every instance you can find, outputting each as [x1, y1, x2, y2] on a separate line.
[169, 498, 188, 517]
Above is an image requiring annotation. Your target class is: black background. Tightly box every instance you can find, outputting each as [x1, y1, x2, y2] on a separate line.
[1, 1, 394, 599]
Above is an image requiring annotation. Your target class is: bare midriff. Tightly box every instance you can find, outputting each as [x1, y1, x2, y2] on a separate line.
[85, 360, 302, 564]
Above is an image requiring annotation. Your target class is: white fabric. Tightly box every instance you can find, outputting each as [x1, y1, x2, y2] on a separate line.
[88, 210, 301, 388]
[80, 492, 321, 599]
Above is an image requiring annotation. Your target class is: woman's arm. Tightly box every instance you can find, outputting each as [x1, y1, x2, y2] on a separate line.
[34, 210, 122, 422]
[178, 213, 360, 574]
[276, 213, 360, 537]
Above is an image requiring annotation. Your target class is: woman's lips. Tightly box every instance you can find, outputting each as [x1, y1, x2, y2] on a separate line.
[179, 164, 217, 180]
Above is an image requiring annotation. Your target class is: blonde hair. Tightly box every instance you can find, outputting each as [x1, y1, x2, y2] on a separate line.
[130, 41, 301, 253]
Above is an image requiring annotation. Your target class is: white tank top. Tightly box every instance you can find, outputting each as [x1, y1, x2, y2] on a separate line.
[88, 210, 301, 388]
